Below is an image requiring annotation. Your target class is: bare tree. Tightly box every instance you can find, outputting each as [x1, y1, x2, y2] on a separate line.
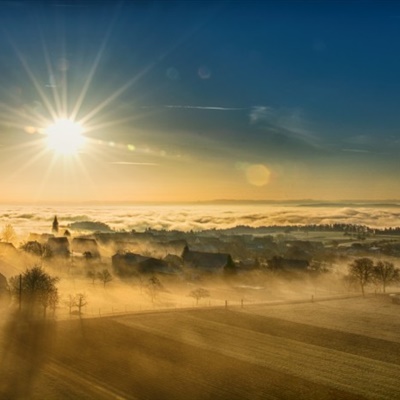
[1, 224, 16, 243]
[74, 293, 87, 314]
[87, 270, 97, 285]
[189, 288, 210, 305]
[136, 274, 145, 294]
[146, 276, 163, 303]
[97, 269, 113, 287]
[348, 258, 374, 297]
[64, 294, 76, 314]
[9, 266, 59, 317]
[373, 261, 399, 293]
[42, 287, 59, 317]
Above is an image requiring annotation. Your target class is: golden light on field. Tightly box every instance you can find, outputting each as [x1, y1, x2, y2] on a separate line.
[45, 119, 85, 155]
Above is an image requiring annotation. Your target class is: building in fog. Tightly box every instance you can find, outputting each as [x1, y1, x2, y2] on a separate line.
[45, 237, 70, 258]
[182, 246, 236, 275]
[112, 252, 175, 276]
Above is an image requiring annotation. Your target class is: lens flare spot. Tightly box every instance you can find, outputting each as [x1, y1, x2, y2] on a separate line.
[246, 164, 271, 186]
[166, 67, 180, 80]
[25, 126, 37, 134]
[198, 65, 211, 79]
[127, 144, 135, 151]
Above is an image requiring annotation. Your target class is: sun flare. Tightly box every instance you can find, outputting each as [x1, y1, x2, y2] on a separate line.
[45, 119, 85, 155]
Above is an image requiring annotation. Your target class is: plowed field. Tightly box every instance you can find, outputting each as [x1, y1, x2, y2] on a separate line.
[1, 296, 399, 399]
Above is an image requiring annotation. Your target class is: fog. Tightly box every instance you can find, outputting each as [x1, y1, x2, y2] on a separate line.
[1, 249, 399, 398]
[2, 203, 400, 239]
[1, 208, 400, 398]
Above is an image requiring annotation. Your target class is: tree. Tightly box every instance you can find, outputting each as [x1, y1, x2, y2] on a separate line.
[64, 293, 87, 314]
[146, 276, 163, 303]
[373, 261, 399, 293]
[97, 269, 113, 287]
[87, 270, 97, 285]
[42, 286, 59, 317]
[348, 257, 374, 297]
[9, 266, 59, 317]
[189, 288, 210, 305]
[268, 256, 283, 271]
[20, 241, 44, 257]
[74, 293, 87, 314]
[52, 216, 59, 233]
[1, 224, 16, 243]
[136, 274, 145, 294]
[64, 294, 76, 314]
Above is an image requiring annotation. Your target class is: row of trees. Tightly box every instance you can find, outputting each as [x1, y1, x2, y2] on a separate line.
[87, 269, 113, 287]
[7, 266, 212, 317]
[348, 258, 399, 296]
[65, 293, 87, 314]
[7, 267, 114, 317]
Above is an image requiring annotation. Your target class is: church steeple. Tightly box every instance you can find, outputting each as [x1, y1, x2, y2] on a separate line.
[52, 215, 59, 233]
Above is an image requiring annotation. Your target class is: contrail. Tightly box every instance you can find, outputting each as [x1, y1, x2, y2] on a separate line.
[141, 105, 247, 111]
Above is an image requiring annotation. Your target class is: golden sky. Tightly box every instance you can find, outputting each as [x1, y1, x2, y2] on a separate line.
[1, 2, 399, 203]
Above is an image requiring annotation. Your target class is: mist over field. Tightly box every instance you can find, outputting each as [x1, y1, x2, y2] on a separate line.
[2, 202, 400, 238]
[2, 203, 400, 399]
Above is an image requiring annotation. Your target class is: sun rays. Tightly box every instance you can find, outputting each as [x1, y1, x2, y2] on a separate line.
[0, 12, 163, 202]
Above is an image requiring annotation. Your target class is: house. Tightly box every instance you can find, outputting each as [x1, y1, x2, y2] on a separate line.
[237, 258, 261, 271]
[189, 237, 223, 253]
[163, 254, 183, 269]
[267, 256, 310, 272]
[153, 240, 187, 258]
[45, 237, 70, 258]
[28, 233, 54, 244]
[71, 237, 100, 258]
[182, 246, 236, 275]
[113, 241, 144, 255]
[112, 252, 175, 276]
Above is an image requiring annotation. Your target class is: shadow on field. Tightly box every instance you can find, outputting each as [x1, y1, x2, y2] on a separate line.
[0, 310, 56, 399]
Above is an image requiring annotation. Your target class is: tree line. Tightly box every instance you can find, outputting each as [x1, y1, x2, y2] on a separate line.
[347, 258, 399, 296]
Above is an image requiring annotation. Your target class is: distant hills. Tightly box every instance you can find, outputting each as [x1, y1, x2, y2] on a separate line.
[200, 200, 400, 208]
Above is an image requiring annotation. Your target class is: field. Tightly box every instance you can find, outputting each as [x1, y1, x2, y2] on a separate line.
[1, 295, 400, 399]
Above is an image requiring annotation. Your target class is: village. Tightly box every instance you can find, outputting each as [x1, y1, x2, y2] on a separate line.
[1, 215, 400, 290]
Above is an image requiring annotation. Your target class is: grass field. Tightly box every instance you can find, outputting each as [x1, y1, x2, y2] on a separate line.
[1, 295, 399, 399]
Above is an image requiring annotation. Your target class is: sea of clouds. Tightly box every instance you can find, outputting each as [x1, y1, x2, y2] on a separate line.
[1, 203, 400, 239]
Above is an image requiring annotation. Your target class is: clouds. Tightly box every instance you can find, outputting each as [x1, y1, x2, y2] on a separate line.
[339, 133, 400, 156]
[249, 106, 322, 151]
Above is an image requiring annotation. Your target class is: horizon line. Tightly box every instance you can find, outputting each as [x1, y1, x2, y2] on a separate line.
[1, 199, 400, 206]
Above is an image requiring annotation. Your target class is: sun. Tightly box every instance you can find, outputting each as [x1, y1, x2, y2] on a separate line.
[45, 118, 85, 155]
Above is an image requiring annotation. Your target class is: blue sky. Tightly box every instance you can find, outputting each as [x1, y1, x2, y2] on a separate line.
[0, 0, 399, 202]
